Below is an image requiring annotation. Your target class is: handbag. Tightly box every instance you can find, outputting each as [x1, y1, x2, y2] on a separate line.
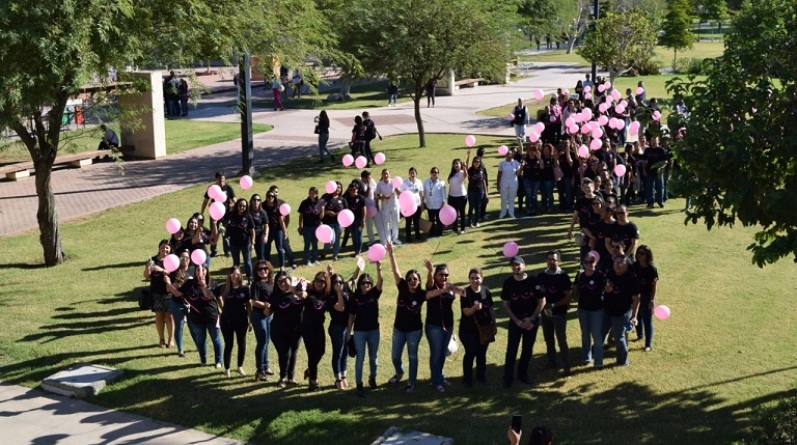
[475, 307, 497, 346]
[314, 125, 320, 135]
[347, 336, 357, 358]
[138, 289, 153, 310]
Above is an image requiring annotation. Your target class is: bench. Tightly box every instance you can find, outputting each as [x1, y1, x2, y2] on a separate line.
[453, 78, 485, 89]
[0, 150, 114, 181]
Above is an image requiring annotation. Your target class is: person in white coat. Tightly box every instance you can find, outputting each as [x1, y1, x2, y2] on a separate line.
[423, 167, 446, 238]
[375, 169, 401, 245]
[400, 167, 425, 242]
[497, 151, 521, 218]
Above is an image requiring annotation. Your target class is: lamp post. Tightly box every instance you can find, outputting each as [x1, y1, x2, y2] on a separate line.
[239, 53, 254, 176]
[591, 0, 599, 83]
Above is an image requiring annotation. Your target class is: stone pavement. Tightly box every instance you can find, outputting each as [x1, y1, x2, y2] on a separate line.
[0, 63, 592, 238]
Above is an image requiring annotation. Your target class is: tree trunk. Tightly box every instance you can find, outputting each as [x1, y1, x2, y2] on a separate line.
[413, 91, 426, 148]
[34, 156, 65, 266]
[566, 37, 576, 54]
[673, 49, 677, 72]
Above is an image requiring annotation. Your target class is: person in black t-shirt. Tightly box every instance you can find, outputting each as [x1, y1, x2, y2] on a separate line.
[298, 187, 322, 266]
[347, 264, 383, 397]
[386, 242, 426, 393]
[538, 251, 573, 375]
[328, 263, 363, 390]
[501, 256, 544, 387]
[303, 269, 331, 390]
[219, 266, 251, 377]
[602, 255, 641, 366]
[250, 259, 275, 382]
[633, 245, 659, 352]
[607, 205, 639, 259]
[200, 171, 235, 257]
[460, 267, 495, 386]
[249, 194, 269, 263]
[226, 198, 255, 282]
[144, 240, 174, 348]
[567, 178, 599, 261]
[320, 182, 347, 261]
[642, 136, 668, 208]
[343, 180, 367, 255]
[467, 157, 488, 226]
[424, 261, 466, 393]
[267, 271, 308, 387]
[263, 192, 288, 270]
[575, 252, 607, 368]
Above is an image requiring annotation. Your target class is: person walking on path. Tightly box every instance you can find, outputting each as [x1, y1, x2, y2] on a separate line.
[316, 110, 334, 163]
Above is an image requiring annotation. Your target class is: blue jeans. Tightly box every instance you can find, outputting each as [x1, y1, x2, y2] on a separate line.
[467, 189, 483, 225]
[328, 324, 349, 378]
[325, 223, 342, 258]
[522, 178, 540, 213]
[577, 308, 604, 366]
[425, 324, 451, 386]
[645, 174, 664, 206]
[353, 330, 379, 385]
[168, 298, 188, 353]
[603, 310, 632, 365]
[229, 243, 252, 280]
[302, 226, 319, 263]
[250, 312, 272, 373]
[265, 228, 285, 268]
[636, 295, 654, 348]
[391, 328, 422, 385]
[318, 133, 332, 161]
[254, 232, 266, 262]
[349, 224, 364, 255]
[540, 180, 554, 212]
[541, 313, 570, 369]
[503, 318, 539, 383]
[460, 331, 488, 383]
[187, 318, 222, 365]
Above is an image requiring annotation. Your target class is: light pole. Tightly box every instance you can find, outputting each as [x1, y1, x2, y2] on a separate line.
[239, 53, 253, 176]
[591, 0, 599, 83]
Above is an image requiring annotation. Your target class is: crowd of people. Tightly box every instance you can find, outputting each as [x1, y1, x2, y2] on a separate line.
[143, 77, 667, 400]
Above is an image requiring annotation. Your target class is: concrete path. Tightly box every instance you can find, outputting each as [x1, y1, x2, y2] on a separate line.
[0, 63, 591, 238]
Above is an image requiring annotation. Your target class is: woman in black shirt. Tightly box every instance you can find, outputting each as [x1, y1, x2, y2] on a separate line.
[317, 110, 333, 163]
[424, 261, 466, 393]
[576, 253, 607, 368]
[327, 264, 362, 390]
[266, 271, 308, 387]
[250, 259, 275, 382]
[460, 268, 494, 386]
[634, 245, 659, 352]
[386, 242, 426, 393]
[249, 194, 268, 263]
[303, 270, 331, 391]
[219, 266, 251, 377]
[298, 187, 322, 266]
[168, 250, 192, 357]
[467, 157, 488, 227]
[263, 192, 288, 270]
[144, 240, 174, 348]
[226, 198, 255, 281]
[539, 143, 557, 213]
[347, 264, 384, 397]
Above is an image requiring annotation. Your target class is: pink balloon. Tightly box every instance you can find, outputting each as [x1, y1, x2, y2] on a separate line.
[587, 250, 600, 264]
[534, 122, 545, 134]
[563, 89, 570, 96]
[374, 152, 386, 165]
[620, 100, 628, 108]
[239, 175, 253, 190]
[325, 180, 337, 194]
[465, 135, 476, 147]
[209, 201, 226, 221]
[597, 115, 609, 127]
[163, 254, 180, 273]
[390, 176, 402, 190]
[533, 89, 544, 101]
[608, 118, 618, 129]
[607, 94, 616, 103]
[355, 156, 368, 169]
[342, 154, 354, 167]
[507, 113, 516, 121]
[529, 131, 540, 143]
[565, 116, 576, 127]
[611, 89, 621, 101]
[573, 113, 584, 123]
[652, 111, 662, 122]
[549, 115, 556, 123]
[337, 209, 355, 227]
[214, 190, 227, 203]
[191, 249, 207, 266]
[580, 125, 591, 135]
[577, 145, 589, 158]
[584, 92, 592, 100]
[279, 203, 291, 216]
[629, 124, 640, 136]
[654, 305, 671, 320]
[400, 201, 417, 217]
[502, 242, 519, 258]
[166, 218, 181, 234]
[598, 103, 608, 113]
[368, 243, 387, 262]
[439, 205, 457, 226]
[604, 81, 612, 89]
[567, 125, 579, 135]
[498, 145, 509, 156]
[615, 119, 626, 130]
[366, 206, 378, 218]
[597, 84, 605, 93]
[316, 224, 334, 244]
[590, 138, 602, 151]
[208, 185, 223, 201]
[583, 85, 591, 93]
[636, 87, 645, 96]
[614, 164, 627, 177]
[591, 127, 603, 139]
[399, 190, 415, 208]
[614, 105, 625, 114]
[582, 108, 593, 119]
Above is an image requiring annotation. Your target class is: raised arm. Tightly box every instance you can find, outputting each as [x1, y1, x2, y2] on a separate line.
[387, 242, 402, 284]
[375, 261, 384, 290]
[423, 259, 434, 289]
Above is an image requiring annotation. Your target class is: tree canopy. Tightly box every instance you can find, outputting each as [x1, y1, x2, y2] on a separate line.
[667, 0, 797, 266]
[660, 0, 696, 69]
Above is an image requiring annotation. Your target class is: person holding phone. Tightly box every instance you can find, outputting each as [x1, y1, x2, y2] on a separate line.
[327, 261, 363, 390]
[424, 261, 466, 393]
[508, 421, 553, 445]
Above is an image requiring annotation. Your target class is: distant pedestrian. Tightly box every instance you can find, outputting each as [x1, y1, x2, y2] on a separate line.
[512, 98, 529, 147]
[292, 71, 304, 99]
[387, 83, 399, 106]
[362, 111, 381, 166]
[316, 110, 334, 163]
[425, 79, 437, 108]
[98, 124, 119, 151]
[179, 79, 189, 116]
[272, 76, 284, 111]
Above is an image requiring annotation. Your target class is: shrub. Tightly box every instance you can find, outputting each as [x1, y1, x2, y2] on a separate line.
[674, 57, 707, 74]
[635, 57, 661, 75]
[741, 396, 797, 444]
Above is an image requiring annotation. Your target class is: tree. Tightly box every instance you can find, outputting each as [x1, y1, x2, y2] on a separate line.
[0, 0, 331, 266]
[555, 0, 590, 54]
[660, 0, 695, 70]
[518, 0, 559, 44]
[348, 0, 517, 148]
[698, 0, 729, 38]
[577, 9, 658, 84]
[666, 0, 797, 266]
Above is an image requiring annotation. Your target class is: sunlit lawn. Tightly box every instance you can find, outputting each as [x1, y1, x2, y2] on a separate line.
[254, 80, 414, 111]
[1, 134, 794, 445]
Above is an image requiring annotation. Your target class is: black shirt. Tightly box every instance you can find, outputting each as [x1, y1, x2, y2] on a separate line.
[540, 156, 555, 181]
[522, 155, 541, 180]
[221, 286, 249, 323]
[321, 196, 347, 225]
[225, 212, 254, 247]
[302, 289, 328, 331]
[180, 279, 219, 324]
[393, 279, 426, 332]
[575, 195, 595, 227]
[348, 287, 382, 331]
[250, 208, 268, 235]
[633, 263, 658, 297]
[344, 193, 366, 225]
[298, 198, 321, 228]
[604, 271, 641, 316]
[538, 270, 572, 315]
[576, 270, 606, 311]
[149, 256, 167, 294]
[425, 285, 456, 329]
[459, 286, 494, 335]
[467, 166, 486, 192]
[500, 275, 540, 319]
[263, 204, 282, 231]
[268, 288, 304, 330]
[326, 291, 350, 327]
[609, 222, 639, 252]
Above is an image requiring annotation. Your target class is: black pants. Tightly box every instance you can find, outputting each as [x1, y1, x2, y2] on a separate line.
[503, 319, 539, 382]
[448, 195, 468, 232]
[364, 139, 375, 164]
[98, 141, 118, 151]
[221, 318, 247, 370]
[272, 325, 301, 379]
[460, 331, 488, 383]
[405, 207, 422, 241]
[542, 313, 570, 370]
[427, 208, 442, 237]
[302, 325, 326, 380]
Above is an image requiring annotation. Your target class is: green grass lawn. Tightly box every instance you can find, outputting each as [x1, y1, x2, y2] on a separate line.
[254, 80, 414, 111]
[0, 120, 273, 162]
[1, 134, 794, 445]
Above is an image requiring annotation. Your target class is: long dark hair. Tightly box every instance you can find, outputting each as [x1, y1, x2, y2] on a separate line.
[448, 159, 462, 180]
[319, 110, 330, 127]
[635, 245, 655, 265]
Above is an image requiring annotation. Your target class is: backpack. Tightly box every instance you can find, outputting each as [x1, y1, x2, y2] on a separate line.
[513, 106, 526, 125]
[364, 119, 376, 140]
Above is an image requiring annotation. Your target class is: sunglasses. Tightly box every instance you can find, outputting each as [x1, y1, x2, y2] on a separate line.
[314, 279, 325, 284]
[360, 282, 373, 286]
[333, 281, 343, 285]
[438, 273, 449, 278]
[257, 267, 269, 272]
[408, 277, 419, 282]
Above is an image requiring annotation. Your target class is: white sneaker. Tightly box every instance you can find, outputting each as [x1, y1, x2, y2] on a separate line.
[392, 239, 403, 245]
[306, 261, 313, 267]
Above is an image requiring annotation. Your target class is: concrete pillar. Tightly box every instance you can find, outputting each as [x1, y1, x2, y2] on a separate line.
[119, 71, 166, 159]
[446, 70, 455, 96]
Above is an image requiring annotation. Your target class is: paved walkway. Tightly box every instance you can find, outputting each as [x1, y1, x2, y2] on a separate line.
[0, 63, 591, 238]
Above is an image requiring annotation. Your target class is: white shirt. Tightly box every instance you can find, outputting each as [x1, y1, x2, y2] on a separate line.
[448, 171, 467, 197]
[424, 178, 447, 209]
[401, 178, 424, 207]
[499, 159, 520, 187]
[375, 180, 397, 209]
